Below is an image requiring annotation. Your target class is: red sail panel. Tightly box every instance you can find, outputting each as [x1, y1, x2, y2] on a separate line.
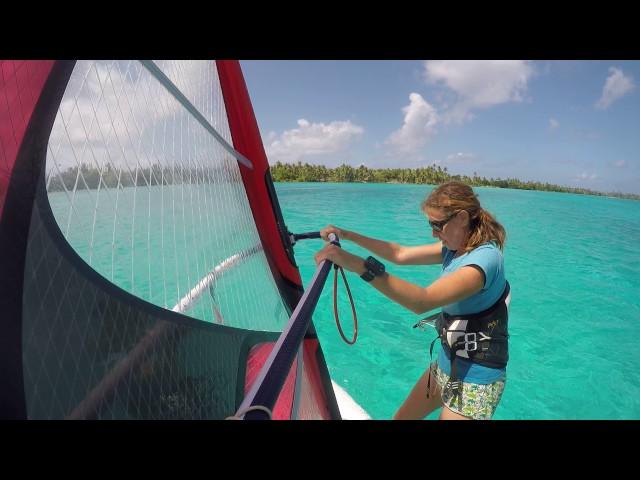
[298, 339, 331, 419]
[0, 60, 55, 216]
[216, 60, 302, 288]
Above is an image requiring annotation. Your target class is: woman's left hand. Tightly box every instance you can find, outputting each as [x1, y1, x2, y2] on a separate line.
[314, 244, 363, 274]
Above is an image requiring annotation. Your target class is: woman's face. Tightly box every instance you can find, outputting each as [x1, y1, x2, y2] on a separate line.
[425, 207, 469, 251]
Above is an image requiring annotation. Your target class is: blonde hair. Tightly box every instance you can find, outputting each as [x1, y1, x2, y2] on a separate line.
[422, 181, 506, 252]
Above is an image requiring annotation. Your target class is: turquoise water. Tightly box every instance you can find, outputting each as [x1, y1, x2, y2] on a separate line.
[275, 182, 640, 420]
[48, 181, 640, 419]
[47, 185, 290, 332]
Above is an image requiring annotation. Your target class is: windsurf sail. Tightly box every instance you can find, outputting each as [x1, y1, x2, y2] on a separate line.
[0, 60, 344, 419]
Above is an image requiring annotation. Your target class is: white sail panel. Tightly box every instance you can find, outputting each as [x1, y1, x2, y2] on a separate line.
[44, 60, 289, 332]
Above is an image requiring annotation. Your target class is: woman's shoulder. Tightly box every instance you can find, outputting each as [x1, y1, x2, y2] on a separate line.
[466, 242, 503, 266]
[470, 242, 501, 255]
[465, 243, 505, 293]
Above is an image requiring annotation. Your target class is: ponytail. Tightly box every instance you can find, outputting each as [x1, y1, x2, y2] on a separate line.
[465, 207, 506, 252]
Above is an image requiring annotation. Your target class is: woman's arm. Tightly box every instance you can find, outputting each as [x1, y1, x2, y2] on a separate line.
[321, 225, 443, 265]
[314, 244, 484, 315]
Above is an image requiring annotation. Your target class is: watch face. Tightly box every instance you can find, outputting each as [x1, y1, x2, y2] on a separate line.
[360, 270, 375, 282]
[366, 256, 385, 275]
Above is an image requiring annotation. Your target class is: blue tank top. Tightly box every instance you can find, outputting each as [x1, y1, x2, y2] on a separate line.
[436, 242, 507, 384]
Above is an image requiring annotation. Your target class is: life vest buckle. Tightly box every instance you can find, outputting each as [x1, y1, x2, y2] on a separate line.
[463, 332, 478, 352]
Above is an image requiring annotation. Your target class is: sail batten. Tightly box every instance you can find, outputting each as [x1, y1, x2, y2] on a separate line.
[140, 60, 253, 170]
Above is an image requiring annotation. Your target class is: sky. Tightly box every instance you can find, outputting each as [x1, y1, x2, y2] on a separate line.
[240, 60, 640, 195]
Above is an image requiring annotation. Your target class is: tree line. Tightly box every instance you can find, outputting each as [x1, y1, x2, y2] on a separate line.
[269, 161, 640, 200]
[47, 163, 232, 192]
[47, 161, 640, 201]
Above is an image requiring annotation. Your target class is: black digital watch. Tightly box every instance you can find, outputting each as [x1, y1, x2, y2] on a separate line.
[360, 256, 385, 282]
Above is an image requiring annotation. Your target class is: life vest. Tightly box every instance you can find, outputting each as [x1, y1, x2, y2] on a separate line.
[414, 281, 510, 401]
[436, 280, 510, 369]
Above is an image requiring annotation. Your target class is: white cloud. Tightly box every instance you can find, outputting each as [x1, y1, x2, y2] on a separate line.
[385, 93, 439, 154]
[265, 118, 364, 163]
[264, 131, 278, 144]
[51, 61, 157, 174]
[576, 172, 598, 181]
[424, 60, 534, 123]
[614, 160, 627, 168]
[549, 118, 560, 129]
[50, 60, 216, 174]
[596, 67, 635, 110]
[439, 152, 477, 164]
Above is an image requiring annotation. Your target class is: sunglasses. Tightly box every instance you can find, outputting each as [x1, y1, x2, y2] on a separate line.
[428, 211, 458, 232]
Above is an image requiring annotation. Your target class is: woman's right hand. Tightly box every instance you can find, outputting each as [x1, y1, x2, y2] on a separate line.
[320, 224, 349, 242]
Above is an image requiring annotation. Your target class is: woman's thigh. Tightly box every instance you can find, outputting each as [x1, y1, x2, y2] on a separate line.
[393, 363, 442, 420]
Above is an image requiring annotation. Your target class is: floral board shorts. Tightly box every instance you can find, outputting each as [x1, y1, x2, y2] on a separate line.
[431, 363, 506, 420]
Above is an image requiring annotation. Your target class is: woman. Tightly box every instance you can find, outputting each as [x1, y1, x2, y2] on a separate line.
[314, 181, 509, 420]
